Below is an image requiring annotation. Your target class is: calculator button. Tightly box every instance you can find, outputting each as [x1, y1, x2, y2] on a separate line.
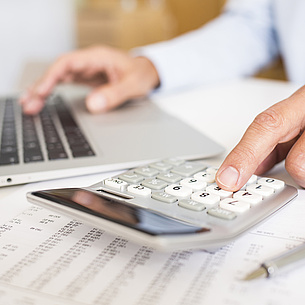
[104, 178, 128, 190]
[206, 184, 233, 199]
[142, 178, 168, 190]
[165, 184, 193, 198]
[157, 172, 181, 183]
[171, 162, 207, 177]
[191, 191, 220, 206]
[119, 172, 144, 183]
[207, 207, 237, 220]
[233, 191, 263, 205]
[257, 177, 285, 190]
[180, 178, 207, 191]
[151, 192, 177, 204]
[220, 198, 251, 213]
[178, 199, 206, 212]
[134, 167, 159, 177]
[149, 161, 172, 172]
[194, 171, 215, 183]
[246, 184, 275, 197]
[127, 184, 152, 196]
[206, 167, 218, 175]
[163, 158, 185, 166]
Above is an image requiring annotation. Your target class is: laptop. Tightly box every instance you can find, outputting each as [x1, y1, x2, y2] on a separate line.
[0, 87, 224, 187]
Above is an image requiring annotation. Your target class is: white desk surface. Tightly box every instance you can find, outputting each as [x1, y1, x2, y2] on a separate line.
[0, 77, 300, 200]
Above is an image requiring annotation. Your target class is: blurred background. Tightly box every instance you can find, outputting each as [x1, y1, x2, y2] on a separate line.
[0, 0, 285, 95]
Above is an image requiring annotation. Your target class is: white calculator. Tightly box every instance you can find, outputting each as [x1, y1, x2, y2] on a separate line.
[27, 158, 298, 251]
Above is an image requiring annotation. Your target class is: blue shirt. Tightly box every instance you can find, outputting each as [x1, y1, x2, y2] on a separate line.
[136, 0, 305, 93]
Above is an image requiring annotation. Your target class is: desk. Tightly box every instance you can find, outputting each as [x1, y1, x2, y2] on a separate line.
[0, 78, 304, 305]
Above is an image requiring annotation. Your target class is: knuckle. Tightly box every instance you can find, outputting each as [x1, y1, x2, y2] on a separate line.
[252, 108, 285, 135]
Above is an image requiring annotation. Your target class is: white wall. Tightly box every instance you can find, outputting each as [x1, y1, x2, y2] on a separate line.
[0, 0, 76, 94]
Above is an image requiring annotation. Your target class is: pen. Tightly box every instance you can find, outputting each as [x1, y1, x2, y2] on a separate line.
[244, 242, 305, 281]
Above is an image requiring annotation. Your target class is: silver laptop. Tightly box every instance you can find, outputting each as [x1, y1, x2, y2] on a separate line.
[0, 88, 224, 187]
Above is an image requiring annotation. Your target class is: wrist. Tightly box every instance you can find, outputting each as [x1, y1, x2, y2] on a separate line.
[134, 56, 160, 92]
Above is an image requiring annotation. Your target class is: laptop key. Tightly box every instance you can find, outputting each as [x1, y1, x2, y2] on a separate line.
[24, 152, 44, 163]
[0, 153, 19, 165]
[72, 149, 95, 158]
[48, 151, 68, 160]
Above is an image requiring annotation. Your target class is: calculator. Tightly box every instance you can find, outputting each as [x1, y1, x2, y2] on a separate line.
[27, 158, 298, 251]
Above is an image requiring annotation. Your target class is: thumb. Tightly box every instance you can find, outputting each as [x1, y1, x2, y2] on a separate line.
[86, 77, 140, 113]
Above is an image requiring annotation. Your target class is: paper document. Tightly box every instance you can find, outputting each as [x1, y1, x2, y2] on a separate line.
[0, 179, 305, 304]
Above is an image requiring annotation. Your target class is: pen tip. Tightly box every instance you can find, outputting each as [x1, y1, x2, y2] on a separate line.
[243, 267, 268, 281]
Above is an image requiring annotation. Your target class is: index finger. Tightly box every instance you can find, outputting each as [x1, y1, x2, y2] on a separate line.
[19, 50, 91, 114]
[216, 86, 305, 191]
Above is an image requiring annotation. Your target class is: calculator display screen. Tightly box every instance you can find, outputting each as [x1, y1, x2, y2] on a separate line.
[32, 188, 209, 236]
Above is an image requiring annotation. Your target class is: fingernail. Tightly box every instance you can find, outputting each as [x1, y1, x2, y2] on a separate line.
[87, 94, 107, 113]
[217, 166, 240, 189]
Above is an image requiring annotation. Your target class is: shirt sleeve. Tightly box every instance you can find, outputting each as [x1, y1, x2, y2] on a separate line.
[133, 0, 279, 93]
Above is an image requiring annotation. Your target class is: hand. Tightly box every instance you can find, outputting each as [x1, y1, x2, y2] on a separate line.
[19, 45, 160, 115]
[216, 85, 305, 191]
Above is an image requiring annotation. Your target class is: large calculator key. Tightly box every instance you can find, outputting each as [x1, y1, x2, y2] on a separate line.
[119, 172, 144, 183]
[127, 184, 151, 196]
[257, 177, 285, 190]
[152, 192, 177, 204]
[206, 184, 233, 199]
[180, 178, 207, 191]
[191, 191, 220, 206]
[194, 171, 215, 183]
[163, 158, 185, 166]
[104, 178, 128, 190]
[233, 191, 263, 205]
[157, 172, 181, 183]
[171, 162, 207, 177]
[165, 184, 192, 198]
[178, 199, 206, 212]
[142, 178, 168, 190]
[246, 184, 274, 198]
[207, 207, 236, 220]
[149, 161, 172, 172]
[134, 167, 159, 177]
[220, 198, 251, 213]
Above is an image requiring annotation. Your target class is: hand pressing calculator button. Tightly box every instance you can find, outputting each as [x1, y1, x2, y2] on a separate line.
[27, 158, 298, 251]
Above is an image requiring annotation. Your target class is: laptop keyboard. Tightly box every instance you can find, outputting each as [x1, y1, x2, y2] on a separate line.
[0, 96, 95, 166]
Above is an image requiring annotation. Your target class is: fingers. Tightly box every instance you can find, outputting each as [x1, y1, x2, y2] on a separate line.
[20, 47, 111, 115]
[19, 46, 160, 115]
[20, 53, 78, 115]
[86, 57, 160, 113]
[85, 75, 140, 113]
[216, 86, 305, 191]
[285, 132, 305, 188]
[255, 139, 297, 175]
